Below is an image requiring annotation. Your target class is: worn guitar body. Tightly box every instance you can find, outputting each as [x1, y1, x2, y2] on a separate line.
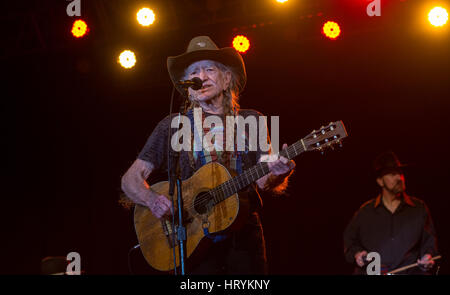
[134, 162, 248, 272]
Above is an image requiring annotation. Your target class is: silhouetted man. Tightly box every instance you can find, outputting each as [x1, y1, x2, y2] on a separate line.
[343, 151, 438, 274]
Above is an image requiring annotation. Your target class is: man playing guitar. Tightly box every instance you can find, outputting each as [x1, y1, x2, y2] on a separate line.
[121, 36, 295, 274]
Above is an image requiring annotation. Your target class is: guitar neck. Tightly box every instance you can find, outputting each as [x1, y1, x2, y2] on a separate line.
[209, 139, 306, 204]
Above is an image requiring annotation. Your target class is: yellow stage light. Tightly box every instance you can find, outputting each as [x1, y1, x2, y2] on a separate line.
[428, 7, 448, 27]
[322, 21, 341, 40]
[232, 35, 250, 53]
[118, 50, 136, 69]
[276, 0, 288, 3]
[137, 8, 155, 26]
[71, 20, 88, 38]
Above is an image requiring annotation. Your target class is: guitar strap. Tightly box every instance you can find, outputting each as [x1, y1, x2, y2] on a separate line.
[202, 227, 228, 243]
[186, 108, 262, 210]
[186, 109, 251, 243]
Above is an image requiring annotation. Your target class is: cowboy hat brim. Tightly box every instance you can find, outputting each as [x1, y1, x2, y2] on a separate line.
[167, 47, 246, 95]
[374, 163, 409, 178]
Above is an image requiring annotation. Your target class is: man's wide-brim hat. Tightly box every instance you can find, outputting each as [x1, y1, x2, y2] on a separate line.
[373, 151, 408, 177]
[167, 36, 246, 95]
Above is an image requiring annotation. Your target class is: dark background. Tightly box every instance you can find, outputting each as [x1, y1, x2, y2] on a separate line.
[2, 0, 449, 274]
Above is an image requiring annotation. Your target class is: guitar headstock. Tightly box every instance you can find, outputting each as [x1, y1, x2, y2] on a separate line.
[302, 121, 348, 153]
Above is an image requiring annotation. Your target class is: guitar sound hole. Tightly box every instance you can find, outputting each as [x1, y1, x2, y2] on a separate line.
[193, 192, 213, 215]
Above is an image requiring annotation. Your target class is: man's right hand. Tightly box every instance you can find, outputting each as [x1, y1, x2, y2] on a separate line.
[146, 194, 173, 219]
[355, 250, 368, 267]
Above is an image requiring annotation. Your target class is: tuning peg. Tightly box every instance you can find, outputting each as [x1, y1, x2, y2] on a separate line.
[316, 147, 324, 155]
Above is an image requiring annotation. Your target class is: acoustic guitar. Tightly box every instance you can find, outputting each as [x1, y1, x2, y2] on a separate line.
[134, 121, 348, 271]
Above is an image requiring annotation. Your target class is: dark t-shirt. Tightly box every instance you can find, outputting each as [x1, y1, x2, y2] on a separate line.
[137, 108, 271, 209]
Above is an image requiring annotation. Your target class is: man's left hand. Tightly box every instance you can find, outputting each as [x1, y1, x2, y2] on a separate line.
[267, 144, 296, 177]
[417, 254, 435, 270]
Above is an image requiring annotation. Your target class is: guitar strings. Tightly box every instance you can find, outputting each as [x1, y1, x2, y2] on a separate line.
[178, 142, 305, 212]
[179, 131, 342, 212]
[180, 145, 293, 211]
[177, 163, 268, 212]
[180, 142, 303, 212]
[184, 141, 304, 211]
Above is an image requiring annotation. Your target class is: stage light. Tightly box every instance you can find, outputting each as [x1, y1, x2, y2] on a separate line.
[428, 7, 448, 27]
[118, 50, 136, 69]
[276, 0, 288, 3]
[137, 8, 155, 26]
[71, 19, 88, 38]
[232, 35, 250, 53]
[322, 21, 341, 40]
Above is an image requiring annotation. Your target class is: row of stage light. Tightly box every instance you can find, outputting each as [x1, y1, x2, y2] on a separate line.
[69, 2, 449, 70]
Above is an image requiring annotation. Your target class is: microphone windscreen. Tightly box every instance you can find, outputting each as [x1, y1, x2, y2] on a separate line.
[191, 77, 203, 90]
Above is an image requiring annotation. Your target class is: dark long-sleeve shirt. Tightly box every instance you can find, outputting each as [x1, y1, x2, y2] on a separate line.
[343, 193, 438, 274]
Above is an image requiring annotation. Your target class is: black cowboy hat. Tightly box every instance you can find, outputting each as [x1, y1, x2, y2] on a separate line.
[167, 36, 246, 95]
[373, 151, 409, 178]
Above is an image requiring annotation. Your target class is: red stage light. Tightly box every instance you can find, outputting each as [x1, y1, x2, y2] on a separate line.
[232, 35, 250, 53]
[71, 19, 88, 38]
[322, 21, 341, 40]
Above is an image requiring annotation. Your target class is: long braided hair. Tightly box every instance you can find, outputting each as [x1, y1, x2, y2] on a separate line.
[184, 61, 243, 169]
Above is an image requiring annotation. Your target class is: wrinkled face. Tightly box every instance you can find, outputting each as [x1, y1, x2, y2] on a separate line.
[377, 171, 406, 194]
[184, 60, 231, 103]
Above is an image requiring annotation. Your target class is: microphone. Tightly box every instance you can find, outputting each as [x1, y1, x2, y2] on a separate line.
[177, 77, 203, 90]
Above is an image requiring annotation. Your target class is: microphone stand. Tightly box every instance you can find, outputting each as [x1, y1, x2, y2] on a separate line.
[167, 88, 189, 275]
